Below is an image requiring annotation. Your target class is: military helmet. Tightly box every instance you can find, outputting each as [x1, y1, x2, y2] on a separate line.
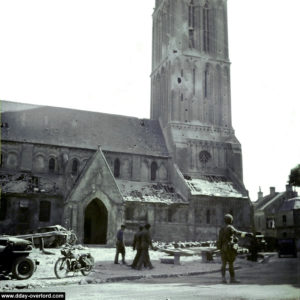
[224, 214, 233, 224]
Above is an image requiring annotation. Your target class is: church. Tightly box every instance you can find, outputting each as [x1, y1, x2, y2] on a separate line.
[0, 0, 252, 246]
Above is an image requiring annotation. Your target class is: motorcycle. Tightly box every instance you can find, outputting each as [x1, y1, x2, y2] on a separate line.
[54, 244, 94, 279]
[0, 236, 39, 280]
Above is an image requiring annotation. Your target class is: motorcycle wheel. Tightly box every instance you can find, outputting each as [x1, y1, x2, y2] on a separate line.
[12, 257, 35, 280]
[54, 258, 70, 279]
[81, 256, 94, 276]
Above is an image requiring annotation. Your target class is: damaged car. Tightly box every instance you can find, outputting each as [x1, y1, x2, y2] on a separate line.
[0, 236, 39, 280]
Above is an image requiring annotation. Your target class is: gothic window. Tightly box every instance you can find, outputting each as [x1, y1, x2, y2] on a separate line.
[114, 158, 120, 178]
[199, 150, 211, 163]
[151, 161, 158, 181]
[193, 68, 196, 95]
[188, 0, 195, 48]
[204, 64, 209, 98]
[48, 157, 56, 172]
[71, 159, 79, 175]
[203, 2, 210, 53]
[39, 201, 51, 222]
[206, 209, 211, 224]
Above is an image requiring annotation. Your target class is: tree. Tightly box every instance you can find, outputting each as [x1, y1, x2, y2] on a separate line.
[288, 164, 300, 187]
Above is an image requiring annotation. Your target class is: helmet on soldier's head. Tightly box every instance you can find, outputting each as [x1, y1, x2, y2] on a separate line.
[224, 214, 233, 224]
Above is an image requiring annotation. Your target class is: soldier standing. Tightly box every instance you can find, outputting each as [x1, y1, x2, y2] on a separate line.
[114, 225, 126, 264]
[217, 214, 252, 283]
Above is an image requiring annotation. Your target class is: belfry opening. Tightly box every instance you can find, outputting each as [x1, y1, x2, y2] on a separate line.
[84, 199, 108, 244]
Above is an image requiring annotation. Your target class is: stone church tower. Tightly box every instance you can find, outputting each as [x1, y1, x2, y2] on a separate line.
[151, 0, 244, 189]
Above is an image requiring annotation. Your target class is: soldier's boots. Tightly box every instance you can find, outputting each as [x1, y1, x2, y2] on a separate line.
[230, 277, 240, 284]
[222, 276, 227, 284]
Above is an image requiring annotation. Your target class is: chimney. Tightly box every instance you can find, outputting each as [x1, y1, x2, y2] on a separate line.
[270, 186, 276, 195]
[258, 187, 263, 200]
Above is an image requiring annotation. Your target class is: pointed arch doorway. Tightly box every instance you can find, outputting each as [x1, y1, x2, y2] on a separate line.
[84, 199, 108, 244]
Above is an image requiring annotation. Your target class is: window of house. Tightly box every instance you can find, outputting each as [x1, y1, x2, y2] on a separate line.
[49, 157, 55, 172]
[71, 159, 79, 175]
[39, 201, 51, 222]
[266, 218, 275, 229]
[151, 161, 158, 181]
[114, 158, 120, 178]
[282, 215, 287, 226]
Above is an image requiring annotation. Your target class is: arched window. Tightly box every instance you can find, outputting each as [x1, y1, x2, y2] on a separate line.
[114, 158, 120, 178]
[151, 161, 158, 181]
[71, 159, 79, 175]
[203, 2, 210, 53]
[199, 150, 211, 164]
[204, 64, 210, 98]
[188, 0, 195, 48]
[49, 157, 55, 172]
[206, 209, 210, 224]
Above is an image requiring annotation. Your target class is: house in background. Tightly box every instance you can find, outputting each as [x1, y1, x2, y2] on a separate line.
[276, 197, 300, 248]
[254, 185, 299, 248]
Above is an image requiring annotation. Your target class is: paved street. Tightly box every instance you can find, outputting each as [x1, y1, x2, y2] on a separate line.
[13, 255, 300, 300]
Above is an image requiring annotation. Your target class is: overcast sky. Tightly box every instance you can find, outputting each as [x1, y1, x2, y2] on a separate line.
[0, 0, 299, 201]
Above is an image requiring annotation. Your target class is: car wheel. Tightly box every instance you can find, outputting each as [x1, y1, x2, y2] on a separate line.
[12, 257, 35, 280]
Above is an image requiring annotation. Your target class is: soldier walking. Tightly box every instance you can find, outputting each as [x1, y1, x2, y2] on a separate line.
[131, 225, 143, 269]
[114, 225, 126, 264]
[136, 224, 155, 270]
[217, 214, 253, 283]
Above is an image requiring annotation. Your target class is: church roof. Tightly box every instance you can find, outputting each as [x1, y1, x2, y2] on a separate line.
[116, 180, 188, 205]
[185, 176, 247, 198]
[0, 100, 169, 157]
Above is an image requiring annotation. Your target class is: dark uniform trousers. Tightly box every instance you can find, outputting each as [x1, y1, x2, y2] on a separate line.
[135, 229, 153, 270]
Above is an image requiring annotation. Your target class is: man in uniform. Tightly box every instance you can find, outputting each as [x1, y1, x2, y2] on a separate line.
[136, 223, 155, 270]
[131, 225, 144, 269]
[114, 224, 126, 264]
[217, 214, 252, 283]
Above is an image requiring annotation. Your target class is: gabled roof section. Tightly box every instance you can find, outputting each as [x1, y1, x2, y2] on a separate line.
[258, 192, 285, 211]
[254, 193, 280, 210]
[66, 148, 123, 205]
[279, 197, 300, 211]
[184, 176, 247, 198]
[1, 100, 169, 157]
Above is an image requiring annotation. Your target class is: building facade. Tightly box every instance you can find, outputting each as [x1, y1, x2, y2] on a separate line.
[0, 0, 252, 245]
